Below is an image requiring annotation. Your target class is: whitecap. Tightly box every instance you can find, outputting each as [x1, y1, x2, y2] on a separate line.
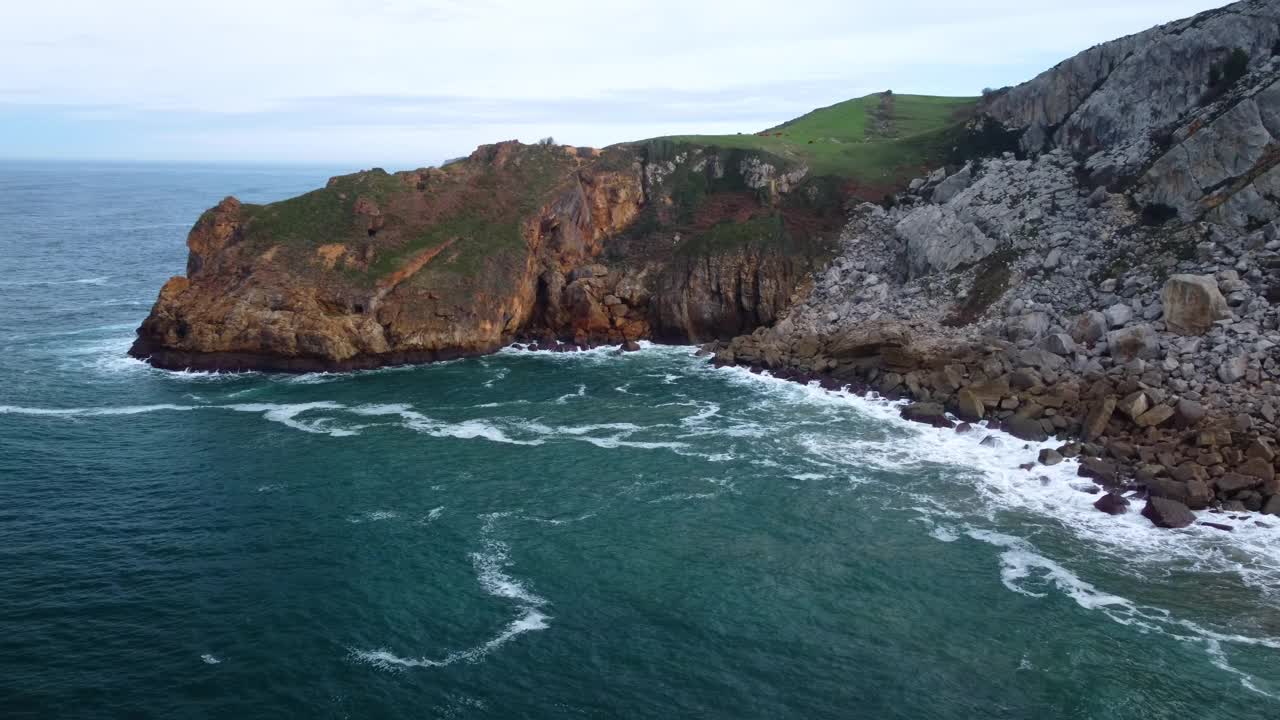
[227, 402, 360, 437]
[348, 510, 398, 523]
[0, 403, 198, 417]
[964, 527, 1280, 697]
[554, 384, 587, 405]
[709, 363, 1280, 600]
[353, 511, 550, 671]
[200, 654, 221, 665]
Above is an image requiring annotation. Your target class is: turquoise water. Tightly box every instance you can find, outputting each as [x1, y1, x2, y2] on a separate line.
[2, 162, 1279, 719]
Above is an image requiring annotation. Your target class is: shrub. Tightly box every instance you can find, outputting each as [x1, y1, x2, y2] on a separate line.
[537, 136, 556, 146]
[1224, 48, 1250, 85]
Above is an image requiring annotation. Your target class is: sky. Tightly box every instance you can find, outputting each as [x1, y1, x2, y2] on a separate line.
[0, 0, 1229, 169]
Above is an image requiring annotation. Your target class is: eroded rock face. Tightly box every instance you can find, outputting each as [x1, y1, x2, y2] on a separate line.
[131, 141, 836, 371]
[983, 1, 1280, 163]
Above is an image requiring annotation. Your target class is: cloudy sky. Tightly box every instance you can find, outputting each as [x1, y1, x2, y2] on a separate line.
[0, 0, 1226, 169]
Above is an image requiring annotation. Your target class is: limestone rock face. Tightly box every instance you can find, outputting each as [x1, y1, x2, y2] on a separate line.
[1161, 274, 1230, 335]
[983, 1, 1280, 162]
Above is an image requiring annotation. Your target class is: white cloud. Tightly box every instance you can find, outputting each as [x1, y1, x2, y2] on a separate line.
[0, 0, 1231, 163]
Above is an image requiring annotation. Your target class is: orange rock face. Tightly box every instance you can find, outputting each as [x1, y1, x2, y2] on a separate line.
[130, 141, 838, 371]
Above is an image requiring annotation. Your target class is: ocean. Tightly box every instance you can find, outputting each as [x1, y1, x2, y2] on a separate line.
[1, 161, 1278, 719]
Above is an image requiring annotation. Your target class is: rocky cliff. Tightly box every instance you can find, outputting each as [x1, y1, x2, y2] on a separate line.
[710, 0, 1280, 527]
[131, 141, 838, 371]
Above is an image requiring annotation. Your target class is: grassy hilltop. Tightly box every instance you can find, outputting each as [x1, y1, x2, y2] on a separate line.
[660, 92, 979, 187]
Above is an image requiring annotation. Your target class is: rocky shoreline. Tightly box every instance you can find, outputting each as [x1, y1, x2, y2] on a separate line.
[124, 1, 1280, 530]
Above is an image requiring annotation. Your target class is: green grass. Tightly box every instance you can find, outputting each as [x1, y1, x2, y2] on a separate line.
[240, 170, 406, 250]
[659, 93, 978, 181]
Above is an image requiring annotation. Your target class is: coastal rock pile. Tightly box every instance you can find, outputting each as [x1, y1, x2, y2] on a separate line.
[710, 0, 1280, 528]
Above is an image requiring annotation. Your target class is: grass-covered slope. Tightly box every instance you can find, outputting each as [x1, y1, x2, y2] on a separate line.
[659, 92, 978, 186]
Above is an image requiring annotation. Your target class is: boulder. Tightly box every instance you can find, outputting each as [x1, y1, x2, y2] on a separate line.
[1043, 248, 1064, 270]
[1238, 457, 1276, 483]
[931, 164, 973, 204]
[1094, 493, 1130, 515]
[1078, 457, 1120, 486]
[1246, 438, 1276, 462]
[1007, 313, 1052, 342]
[1134, 404, 1175, 428]
[1006, 415, 1049, 442]
[1104, 303, 1134, 328]
[1082, 396, 1117, 442]
[1039, 448, 1064, 466]
[1142, 497, 1196, 529]
[1174, 399, 1206, 428]
[1263, 496, 1280, 516]
[1199, 522, 1234, 532]
[955, 388, 985, 422]
[1116, 391, 1149, 421]
[1070, 311, 1109, 344]
[1145, 476, 1213, 510]
[619, 340, 642, 353]
[1041, 333, 1076, 356]
[1106, 325, 1161, 362]
[900, 403, 955, 429]
[896, 205, 999, 277]
[1161, 274, 1230, 335]
[1217, 356, 1248, 384]
[1215, 473, 1262, 495]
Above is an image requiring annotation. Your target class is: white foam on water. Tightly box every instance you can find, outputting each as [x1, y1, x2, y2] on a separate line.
[554, 384, 588, 405]
[708, 363, 1280, 599]
[647, 491, 720, 504]
[284, 372, 341, 385]
[256, 484, 284, 493]
[678, 401, 721, 427]
[964, 527, 1280, 697]
[482, 367, 509, 389]
[353, 511, 551, 672]
[348, 511, 399, 524]
[0, 403, 198, 417]
[227, 402, 360, 437]
[350, 404, 544, 445]
[200, 654, 221, 665]
[929, 526, 961, 543]
[697, 361, 1280, 694]
[0, 276, 110, 287]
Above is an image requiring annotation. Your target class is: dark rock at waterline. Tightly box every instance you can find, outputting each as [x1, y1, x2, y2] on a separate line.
[619, 341, 641, 353]
[900, 403, 955, 429]
[955, 422, 974, 434]
[1005, 415, 1049, 442]
[1078, 457, 1120, 486]
[1264, 496, 1280, 516]
[1094, 493, 1130, 515]
[1038, 448, 1064, 466]
[1070, 482, 1102, 495]
[1142, 497, 1196, 529]
[980, 436, 1000, 448]
[1019, 462, 1036, 471]
[1198, 521, 1234, 532]
[819, 377, 844, 392]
